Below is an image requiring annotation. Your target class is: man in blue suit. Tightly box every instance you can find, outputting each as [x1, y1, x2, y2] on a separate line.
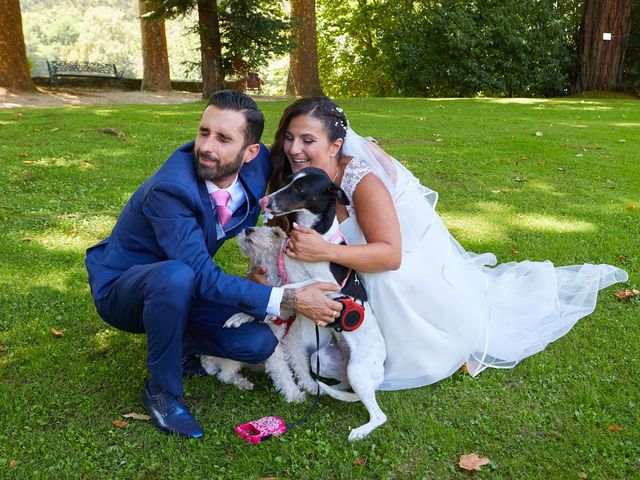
[85, 90, 341, 439]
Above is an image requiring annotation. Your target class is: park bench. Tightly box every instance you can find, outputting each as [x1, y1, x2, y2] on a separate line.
[46, 60, 124, 85]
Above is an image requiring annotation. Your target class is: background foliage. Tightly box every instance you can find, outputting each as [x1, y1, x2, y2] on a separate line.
[19, 0, 640, 96]
[21, 0, 200, 79]
[318, 0, 583, 97]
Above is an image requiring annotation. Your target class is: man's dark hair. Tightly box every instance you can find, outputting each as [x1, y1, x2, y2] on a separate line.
[206, 90, 264, 147]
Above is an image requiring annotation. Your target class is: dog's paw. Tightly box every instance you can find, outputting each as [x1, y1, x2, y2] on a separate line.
[199, 355, 220, 375]
[224, 313, 254, 328]
[282, 388, 306, 403]
[234, 377, 255, 391]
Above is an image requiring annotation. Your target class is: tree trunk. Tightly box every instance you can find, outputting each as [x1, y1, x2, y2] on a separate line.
[139, 0, 172, 91]
[286, 0, 322, 96]
[197, 0, 224, 99]
[0, 0, 35, 91]
[577, 0, 633, 91]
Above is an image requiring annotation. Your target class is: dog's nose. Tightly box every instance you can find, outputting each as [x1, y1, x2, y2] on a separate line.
[245, 227, 255, 235]
[259, 196, 270, 211]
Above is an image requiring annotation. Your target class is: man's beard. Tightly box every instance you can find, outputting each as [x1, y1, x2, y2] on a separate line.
[194, 148, 245, 182]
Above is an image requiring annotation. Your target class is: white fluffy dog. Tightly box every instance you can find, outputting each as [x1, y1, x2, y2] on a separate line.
[199, 226, 315, 403]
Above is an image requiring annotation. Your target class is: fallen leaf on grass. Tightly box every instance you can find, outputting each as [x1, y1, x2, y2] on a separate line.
[460, 363, 470, 374]
[535, 131, 543, 137]
[97, 127, 125, 137]
[617, 255, 629, 263]
[226, 448, 234, 459]
[20, 152, 28, 157]
[352, 458, 367, 466]
[112, 420, 128, 428]
[51, 328, 65, 337]
[608, 425, 624, 432]
[459, 453, 491, 471]
[613, 289, 639, 300]
[123, 412, 151, 421]
[50, 128, 59, 132]
[259, 477, 277, 480]
[626, 204, 636, 210]
[513, 173, 528, 182]
[0, 344, 4, 352]
[578, 472, 588, 479]
[511, 247, 519, 255]
[8, 460, 16, 469]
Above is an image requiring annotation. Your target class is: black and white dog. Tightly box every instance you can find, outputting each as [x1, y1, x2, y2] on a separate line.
[258, 167, 388, 441]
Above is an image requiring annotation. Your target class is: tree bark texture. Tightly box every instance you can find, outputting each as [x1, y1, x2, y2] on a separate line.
[0, 0, 35, 91]
[139, 0, 172, 91]
[197, 0, 224, 99]
[286, 0, 322, 97]
[577, 0, 633, 91]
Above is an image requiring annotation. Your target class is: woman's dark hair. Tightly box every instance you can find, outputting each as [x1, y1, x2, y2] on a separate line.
[206, 89, 264, 147]
[270, 97, 348, 195]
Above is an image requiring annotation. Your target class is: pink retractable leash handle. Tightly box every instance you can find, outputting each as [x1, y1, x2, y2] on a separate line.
[235, 416, 287, 444]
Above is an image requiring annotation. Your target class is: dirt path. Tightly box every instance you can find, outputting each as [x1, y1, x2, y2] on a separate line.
[1, 86, 205, 108]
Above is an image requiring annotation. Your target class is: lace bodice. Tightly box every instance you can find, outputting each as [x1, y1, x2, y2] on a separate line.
[341, 156, 375, 218]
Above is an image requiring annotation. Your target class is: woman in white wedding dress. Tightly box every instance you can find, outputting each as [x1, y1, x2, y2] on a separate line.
[268, 97, 629, 391]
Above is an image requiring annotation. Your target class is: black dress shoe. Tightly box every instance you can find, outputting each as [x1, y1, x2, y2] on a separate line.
[181, 354, 208, 377]
[142, 381, 204, 439]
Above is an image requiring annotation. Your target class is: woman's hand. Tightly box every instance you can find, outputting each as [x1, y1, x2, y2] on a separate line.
[286, 223, 331, 263]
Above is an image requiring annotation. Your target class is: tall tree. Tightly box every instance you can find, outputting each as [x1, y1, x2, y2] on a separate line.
[140, 0, 172, 91]
[150, 0, 289, 98]
[577, 0, 633, 91]
[286, 0, 322, 96]
[0, 0, 35, 91]
[197, 0, 224, 97]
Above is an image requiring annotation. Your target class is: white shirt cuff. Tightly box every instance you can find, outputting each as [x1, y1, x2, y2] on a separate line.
[266, 287, 283, 316]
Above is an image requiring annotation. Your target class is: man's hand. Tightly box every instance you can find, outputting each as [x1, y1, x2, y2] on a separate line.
[282, 282, 343, 327]
[247, 266, 270, 285]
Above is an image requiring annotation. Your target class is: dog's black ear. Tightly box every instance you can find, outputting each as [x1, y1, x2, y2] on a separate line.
[327, 183, 351, 206]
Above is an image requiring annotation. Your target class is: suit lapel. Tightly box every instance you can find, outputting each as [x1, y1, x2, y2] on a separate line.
[197, 178, 220, 252]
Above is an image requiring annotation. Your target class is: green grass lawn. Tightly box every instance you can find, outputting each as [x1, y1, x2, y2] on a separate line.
[0, 96, 638, 479]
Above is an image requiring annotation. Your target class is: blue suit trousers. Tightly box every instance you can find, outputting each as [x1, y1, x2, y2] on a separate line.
[95, 260, 277, 396]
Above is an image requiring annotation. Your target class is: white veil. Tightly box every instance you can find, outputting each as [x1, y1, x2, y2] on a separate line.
[341, 126, 440, 251]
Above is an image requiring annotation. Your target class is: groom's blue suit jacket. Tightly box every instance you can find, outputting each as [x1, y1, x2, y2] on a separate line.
[85, 141, 272, 318]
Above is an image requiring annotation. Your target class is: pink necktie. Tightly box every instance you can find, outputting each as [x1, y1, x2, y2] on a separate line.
[211, 189, 232, 228]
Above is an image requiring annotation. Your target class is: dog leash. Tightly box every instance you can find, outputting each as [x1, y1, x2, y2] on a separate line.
[283, 324, 322, 431]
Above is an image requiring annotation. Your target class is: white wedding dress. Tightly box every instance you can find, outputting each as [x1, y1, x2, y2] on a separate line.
[300, 129, 628, 391]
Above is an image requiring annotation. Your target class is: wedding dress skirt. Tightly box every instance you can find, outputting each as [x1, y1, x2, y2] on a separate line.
[299, 152, 628, 391]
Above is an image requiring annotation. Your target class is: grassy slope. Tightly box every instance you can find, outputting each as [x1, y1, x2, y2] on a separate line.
[0, 97, 638, 479]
